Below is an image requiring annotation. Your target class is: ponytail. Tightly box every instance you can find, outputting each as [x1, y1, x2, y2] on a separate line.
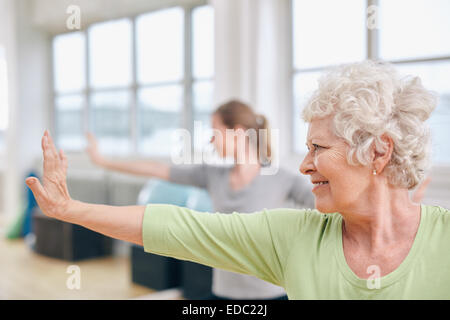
[255, 114, 272, 166]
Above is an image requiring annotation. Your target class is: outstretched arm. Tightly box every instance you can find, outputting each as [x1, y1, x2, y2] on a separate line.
[26, 131, 300, 287]
[86, 132, 170, 180]
[26, 131, 145, 245]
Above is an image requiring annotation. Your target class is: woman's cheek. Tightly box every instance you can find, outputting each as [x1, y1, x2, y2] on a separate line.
[313, 153, 320, 168]
[313, 149, 346, 178]
[313, 152, 332, 172]
[327, 148, 347, 162]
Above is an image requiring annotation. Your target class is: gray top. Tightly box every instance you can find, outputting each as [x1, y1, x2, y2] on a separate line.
[169, 164, 314, 299]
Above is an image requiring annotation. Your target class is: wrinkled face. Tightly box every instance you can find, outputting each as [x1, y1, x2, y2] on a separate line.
[299, 116, 371, 213]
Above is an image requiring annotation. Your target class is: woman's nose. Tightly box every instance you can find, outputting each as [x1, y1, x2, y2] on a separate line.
[299, 152, 315, 175]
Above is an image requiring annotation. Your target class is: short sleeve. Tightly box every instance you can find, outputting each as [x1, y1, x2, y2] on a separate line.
[169, 164, 208, 189]
[142, 204, 310, 287]
[289, 175, 315, 209]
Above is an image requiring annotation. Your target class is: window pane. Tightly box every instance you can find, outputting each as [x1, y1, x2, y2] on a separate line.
[193, 80, 214, 114]
[293, 0, 366, 69]
[53, 32, 86, 93]
[192, 5, 214, 79]
[89, 19, 132, 88]
[379, 0, 450, 60]
[137, 8, 184, 84]
[55, 94, 85, 150]
[0, 46, 8, 131]
[137, 85, 183, 156]
[293, 71, 322, 154]
[395, 61, 450, 164]
[90, 90, 131, 154]
[193, 80, 214, 151]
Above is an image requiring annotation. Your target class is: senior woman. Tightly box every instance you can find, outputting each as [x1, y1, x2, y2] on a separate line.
[26, 61, 450, 299]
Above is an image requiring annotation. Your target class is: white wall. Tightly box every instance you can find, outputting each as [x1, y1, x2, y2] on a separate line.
[0, 0, 50, 217]
[0, 0, 10, 215]
[0, 0, 19, 217]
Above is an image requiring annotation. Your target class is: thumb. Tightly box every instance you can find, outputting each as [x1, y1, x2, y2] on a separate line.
[25, 177, 46, 203]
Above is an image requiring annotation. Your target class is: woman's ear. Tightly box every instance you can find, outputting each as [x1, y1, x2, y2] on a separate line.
[372, 133, 394, 174]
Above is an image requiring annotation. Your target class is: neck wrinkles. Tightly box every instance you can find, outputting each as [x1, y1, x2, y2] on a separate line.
[340, 186, 421, 254]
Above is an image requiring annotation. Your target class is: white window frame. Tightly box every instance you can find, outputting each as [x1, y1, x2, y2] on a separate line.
[51, 0, 211, 157]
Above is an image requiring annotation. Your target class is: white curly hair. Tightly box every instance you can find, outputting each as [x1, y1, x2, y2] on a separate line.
[302, 60, 438, 190]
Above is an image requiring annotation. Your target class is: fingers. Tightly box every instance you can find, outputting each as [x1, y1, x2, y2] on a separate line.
[86, 132, 95, 143]
[418, 176, 432, 191]
[45, 130, 59, 158]
[42, 130, 63, 175]
[59, 149, 68, 175]
[25, 177, 47, 205]
[86, 132, 99, 150]
[42, 133, 57, 173]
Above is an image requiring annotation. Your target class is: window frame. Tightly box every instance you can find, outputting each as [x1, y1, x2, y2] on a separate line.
[290, 0, 450, 170]
[51, 0, 211, 157]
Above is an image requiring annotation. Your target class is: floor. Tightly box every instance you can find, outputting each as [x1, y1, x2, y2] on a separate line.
[0, 215, 182, 300]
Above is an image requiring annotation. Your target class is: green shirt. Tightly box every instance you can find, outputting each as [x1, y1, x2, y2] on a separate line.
[142, 203, 450, 299]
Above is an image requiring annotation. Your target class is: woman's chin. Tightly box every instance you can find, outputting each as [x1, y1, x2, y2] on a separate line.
[315, 202, 337, 214]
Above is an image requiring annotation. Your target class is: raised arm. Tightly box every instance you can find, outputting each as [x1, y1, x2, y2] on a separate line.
[26, 131, 145, 245]
[86, 132, 170, 180]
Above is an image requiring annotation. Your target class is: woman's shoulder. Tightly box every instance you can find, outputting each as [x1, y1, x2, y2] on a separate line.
[423, 203, 450, 221]
[263, 207, 341, 229]
[421, 204, 450, 248]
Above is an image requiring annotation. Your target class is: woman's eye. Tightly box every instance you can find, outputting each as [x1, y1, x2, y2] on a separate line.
[307, 143, 324, 154]
[312, 144, 323, 150]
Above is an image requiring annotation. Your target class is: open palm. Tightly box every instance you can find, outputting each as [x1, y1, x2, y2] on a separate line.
[25, 130, 73, 219]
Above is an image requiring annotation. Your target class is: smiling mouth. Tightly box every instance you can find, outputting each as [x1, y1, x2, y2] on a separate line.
[312, 181, 329, 191]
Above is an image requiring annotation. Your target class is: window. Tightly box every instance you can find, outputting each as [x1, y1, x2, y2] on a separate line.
[292, 0, 450, 165]
[378, 0, 450, 165]
[52, 3, 214, 157]
[378, 0, 450, 61]
[292, 0, 367, 70]
[136, 7, 184, 156]
[192, 5, 215, 152]
[53, 32, 86, 151]
[292, 0, 367, 154]
[89, 19, 133, 154]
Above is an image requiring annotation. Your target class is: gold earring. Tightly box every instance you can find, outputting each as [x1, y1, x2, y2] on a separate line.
[373, 169, 377, 176]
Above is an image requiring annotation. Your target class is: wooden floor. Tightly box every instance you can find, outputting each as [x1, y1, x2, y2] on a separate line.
[0, 215, 158, 300]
